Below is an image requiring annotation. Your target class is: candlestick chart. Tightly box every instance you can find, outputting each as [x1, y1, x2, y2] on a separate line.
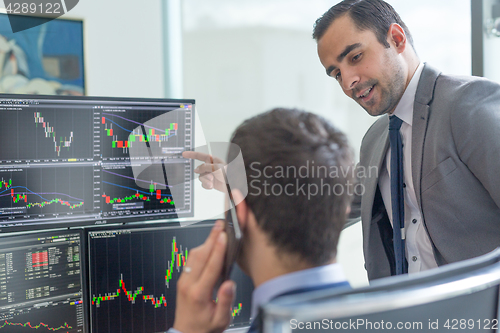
[0, 167, 94, 223]
[100, 164, 191, 220]
[100, 107, 191, 160]
[0, 108, 93, 162]
[89, 223, 253, 333]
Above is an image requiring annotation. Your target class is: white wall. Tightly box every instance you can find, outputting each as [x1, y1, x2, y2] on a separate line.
[68, 0, 165, 98]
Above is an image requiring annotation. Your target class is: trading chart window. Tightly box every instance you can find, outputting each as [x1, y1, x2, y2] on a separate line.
[88, 222, 253, 333]
[0, 230, 85, 332]
[0, 95, 194, 231]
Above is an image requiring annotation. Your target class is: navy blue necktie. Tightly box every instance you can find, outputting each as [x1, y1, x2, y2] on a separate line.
[389, 115, 407, 275]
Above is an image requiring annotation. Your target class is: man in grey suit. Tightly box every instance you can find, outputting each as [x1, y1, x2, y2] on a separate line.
[314, 0, 500, 280]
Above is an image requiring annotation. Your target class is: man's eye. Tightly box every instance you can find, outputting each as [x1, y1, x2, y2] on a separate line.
[352, 53, 362, 61]
[335, 72, 341, 81]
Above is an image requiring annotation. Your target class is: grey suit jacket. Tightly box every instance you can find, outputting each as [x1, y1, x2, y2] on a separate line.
[356, 64, 500, 280]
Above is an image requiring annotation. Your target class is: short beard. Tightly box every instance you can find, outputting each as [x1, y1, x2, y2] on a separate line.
[361, 53, 406, 117]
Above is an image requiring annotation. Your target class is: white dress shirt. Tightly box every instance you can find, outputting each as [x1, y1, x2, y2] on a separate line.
[378, 62, 438, 273]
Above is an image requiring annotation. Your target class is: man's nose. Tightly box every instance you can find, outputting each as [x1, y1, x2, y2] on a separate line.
[341, 69, 360, 92]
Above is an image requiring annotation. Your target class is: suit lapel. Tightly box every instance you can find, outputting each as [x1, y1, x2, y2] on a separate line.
[362, 125, 389, 243]
[411, 103, 429, 208]
[411, 64, 441, 208]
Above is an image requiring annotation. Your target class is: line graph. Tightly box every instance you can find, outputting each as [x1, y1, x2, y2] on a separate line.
[0, 296, 83, 333]
[0, 321, 72, 331]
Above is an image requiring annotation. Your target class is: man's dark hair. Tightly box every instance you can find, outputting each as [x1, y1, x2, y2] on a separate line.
[227, 108, 353, 266]
[312, 0, 414, 49]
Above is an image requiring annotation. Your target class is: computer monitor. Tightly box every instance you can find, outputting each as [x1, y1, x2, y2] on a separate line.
[0, 229, 86, 332]
[88, 221, 253, 333]
[0, 94, 195, 232]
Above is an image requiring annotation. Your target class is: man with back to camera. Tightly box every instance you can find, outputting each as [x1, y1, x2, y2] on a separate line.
[313, 0, 500, 279]
[171, 108, 353, 333]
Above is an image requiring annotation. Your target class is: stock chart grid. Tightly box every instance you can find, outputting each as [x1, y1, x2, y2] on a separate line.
[88, 223, 253, 333]
[100, 108, 189, 161]
[0, 97, 194, 230]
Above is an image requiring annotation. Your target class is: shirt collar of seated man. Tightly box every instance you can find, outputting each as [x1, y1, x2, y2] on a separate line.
[173, 108, 353, 333]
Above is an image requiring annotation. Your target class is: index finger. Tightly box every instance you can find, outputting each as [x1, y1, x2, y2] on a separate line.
[182, 151, 214, 163]
[183, 151, 226, 164]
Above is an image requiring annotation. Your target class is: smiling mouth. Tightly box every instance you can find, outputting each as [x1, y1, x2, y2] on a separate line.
[356, 84, 375, 102]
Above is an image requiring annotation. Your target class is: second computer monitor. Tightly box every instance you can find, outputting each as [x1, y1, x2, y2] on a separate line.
[88, 221, 253, 333]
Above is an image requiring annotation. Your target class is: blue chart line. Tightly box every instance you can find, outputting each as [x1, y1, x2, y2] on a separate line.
[102, 117, 177, 139]
[102, 117, 177, 140]
[102, 113, 166, 133]
[102, 169, 170, 188]
[102, 118, 133, 133]
[102, 181, 173, 198]
[0, 184, 85, 210]
[0, 186, 84, 203]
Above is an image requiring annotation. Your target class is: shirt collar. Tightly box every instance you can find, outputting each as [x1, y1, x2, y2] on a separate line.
[391, 62, 424, 126]
[250, 263, 346, 319]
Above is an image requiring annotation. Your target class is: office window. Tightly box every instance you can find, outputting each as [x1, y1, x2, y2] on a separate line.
[182, 0, 470, 155]
[482, 0, 500, 82]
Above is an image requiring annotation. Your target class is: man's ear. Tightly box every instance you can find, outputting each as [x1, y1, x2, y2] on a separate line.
[388, 23, 406, 53]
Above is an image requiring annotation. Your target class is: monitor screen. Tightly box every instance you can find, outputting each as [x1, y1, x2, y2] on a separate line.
[88, 221, 253, 333]
[0, 229, 85, 332]
[0, 94, 195, 231]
